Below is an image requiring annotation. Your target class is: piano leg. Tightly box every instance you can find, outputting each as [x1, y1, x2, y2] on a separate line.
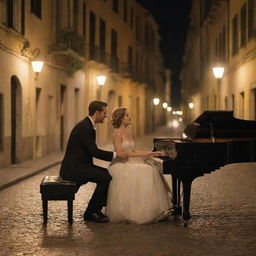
[171, 175, 182, 215]
[181, 175, 197, 224]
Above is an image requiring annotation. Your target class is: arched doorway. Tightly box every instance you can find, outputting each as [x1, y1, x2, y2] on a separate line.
[11, 76, 22, 164]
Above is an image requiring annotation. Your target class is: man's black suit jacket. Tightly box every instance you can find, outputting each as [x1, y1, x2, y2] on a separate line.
[59, 117, 113, 181]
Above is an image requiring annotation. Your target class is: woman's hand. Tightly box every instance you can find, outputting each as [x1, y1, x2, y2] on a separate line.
[146, 151, 166, 157]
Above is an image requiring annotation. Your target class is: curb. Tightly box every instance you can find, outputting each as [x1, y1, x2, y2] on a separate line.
[0, 161, 62, 192]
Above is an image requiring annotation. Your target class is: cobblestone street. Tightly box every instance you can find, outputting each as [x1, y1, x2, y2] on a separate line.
[0, 127, 256, 256]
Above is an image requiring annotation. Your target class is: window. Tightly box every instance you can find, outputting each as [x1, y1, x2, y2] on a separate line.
[222, 27, 226, 62]
[7, 0, 25, 34]
[89, 11, 96, 59]
[111, 29, 117, 57]
[82, 3, 86, 38]
[248, 0, 255, 39]
[30, 0, 41, 19]
[99, 18, 106, 62]
[118, 96, 122, 107]
[240, 4, 246, 47]
[145, 23, 148, 45]
[135, 15, 139, 40]
[130, 7, 133, 28]
[0, 94, 3, 151]
[111, 29, 118, 71]
[231, 94, 235, 112]
[73, 0, 79, 33]
[232, 15, 238, 55]
[239, 92, 245, 118]
[216, 26, 226, 62]
[123, 0, 127, 22]
[127, 46, 133, 72]
[250, 88, 256, 120]
[113, 0, 118, 13]
[225, 96, 228, 110]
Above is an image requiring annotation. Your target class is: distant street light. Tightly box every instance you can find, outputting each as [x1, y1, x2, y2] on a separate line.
[212, 66, 225, 79]
[162, 102, 168, 109]
[153, 98, 160, 105]
[189, 102, 194, 109]
[167, 106, 172, 112]
[96, 75, 107, 86]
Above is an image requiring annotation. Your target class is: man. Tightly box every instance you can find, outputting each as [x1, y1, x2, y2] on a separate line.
[59, 101, 127, 223]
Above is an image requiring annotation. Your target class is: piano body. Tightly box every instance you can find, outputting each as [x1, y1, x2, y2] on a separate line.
[153, 111, 256, 223]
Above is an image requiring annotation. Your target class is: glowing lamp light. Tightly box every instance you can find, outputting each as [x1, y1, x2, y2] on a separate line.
[172, 119, 179, 128]
[96, 75, 107, 86]
[212, 67, 225, 79]
[162, 102, 168, 109]
[31, 60, 44, 80]
[167, 106, 172, 112]
[189, 102, 195, 109]
[31, 61, 44, 73]
[153, 98, 160, 105]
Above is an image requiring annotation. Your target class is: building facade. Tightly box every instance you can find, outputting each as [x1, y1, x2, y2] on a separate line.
[0, 0, 166, 168]
[182, 0, 256, 123]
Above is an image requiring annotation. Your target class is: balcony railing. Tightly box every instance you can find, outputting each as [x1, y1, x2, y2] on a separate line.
[49, 33, 155, 85]
[49, 30, 85, 57]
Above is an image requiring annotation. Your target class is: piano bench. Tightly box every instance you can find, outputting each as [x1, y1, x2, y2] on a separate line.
[40, 176, 79, 224]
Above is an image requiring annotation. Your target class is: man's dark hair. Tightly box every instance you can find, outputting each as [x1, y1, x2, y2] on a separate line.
[88, 101, 107, 115]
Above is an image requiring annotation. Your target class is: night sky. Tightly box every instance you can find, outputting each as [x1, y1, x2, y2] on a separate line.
[137, 0, 192, 107]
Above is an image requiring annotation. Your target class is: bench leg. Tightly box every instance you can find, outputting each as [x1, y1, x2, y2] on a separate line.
[67, 200, 73, 224]
[42, 200, 48, 223]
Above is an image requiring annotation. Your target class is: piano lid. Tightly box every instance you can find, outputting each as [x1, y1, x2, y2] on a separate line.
[183, 111, 256, 139]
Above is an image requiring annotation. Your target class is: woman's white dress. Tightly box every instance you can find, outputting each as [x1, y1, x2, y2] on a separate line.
[106, 140, 172, 224]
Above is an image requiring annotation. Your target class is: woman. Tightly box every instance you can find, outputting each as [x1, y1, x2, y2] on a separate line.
[106, 108, 172, 224]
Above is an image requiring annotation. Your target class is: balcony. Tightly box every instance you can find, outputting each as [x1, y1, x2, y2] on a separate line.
[49, 30, 85, 57]
[48, 30, 85, 76]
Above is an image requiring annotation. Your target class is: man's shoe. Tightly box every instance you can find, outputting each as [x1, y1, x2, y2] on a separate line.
[97, 210, 109, 219]
[84, 212, 109, 223]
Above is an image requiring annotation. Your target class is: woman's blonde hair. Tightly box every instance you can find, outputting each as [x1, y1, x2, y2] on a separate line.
[111, 107, 127, 128]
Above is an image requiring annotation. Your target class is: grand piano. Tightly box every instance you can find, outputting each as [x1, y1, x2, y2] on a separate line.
[153, 111, 256, 224]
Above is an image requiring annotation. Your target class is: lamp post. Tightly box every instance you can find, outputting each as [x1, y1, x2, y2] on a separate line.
[189, 102, 194, 109]
[96, 75, 106, 99]
[153, 97, 160, 105]
[96, 75, 106, 86]
[162, 102, 168, 109]
[31, 60, 44, 80]
[31, 48, 44, 80]
[212, 66, 224, 109]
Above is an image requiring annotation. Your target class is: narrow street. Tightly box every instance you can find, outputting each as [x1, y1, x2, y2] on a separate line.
[0, 126, 256, 256]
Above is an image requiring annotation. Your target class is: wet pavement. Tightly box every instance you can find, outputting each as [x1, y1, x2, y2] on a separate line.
[0, 126, 256, 256]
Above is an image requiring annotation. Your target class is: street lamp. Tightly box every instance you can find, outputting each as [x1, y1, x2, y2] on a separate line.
[153, 98, 160, 105]
[162, 102, 168, 109]
[189, 102, 194, 109]
[96, 75, 106, 86]
[31, 47, 44, 80]
[212, 66, 224, 79]
[212, 65, 224, 109]
[167, 106, 172, 112]
[31, 60, 44, 80]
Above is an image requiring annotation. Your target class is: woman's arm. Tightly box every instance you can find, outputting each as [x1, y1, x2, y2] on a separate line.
[130, 149, 164, 157]
[113, 131, 163, 158]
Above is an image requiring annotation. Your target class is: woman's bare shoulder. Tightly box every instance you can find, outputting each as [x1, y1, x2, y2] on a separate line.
[112, 129, 124, 138]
